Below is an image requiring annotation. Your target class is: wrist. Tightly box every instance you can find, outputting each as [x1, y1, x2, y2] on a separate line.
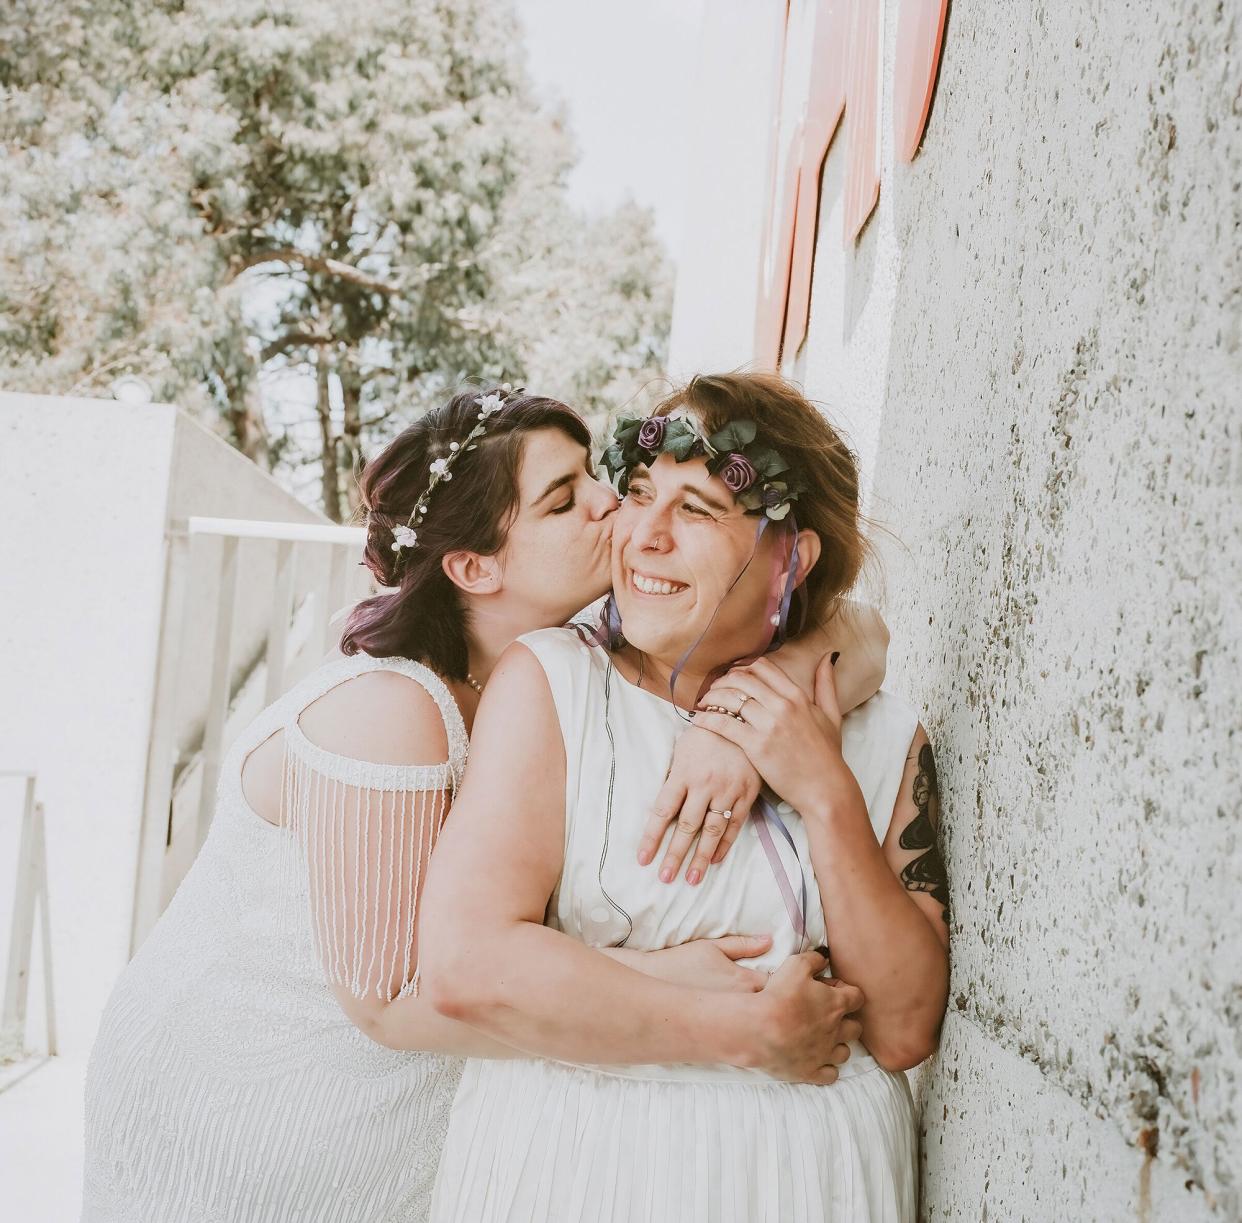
[795, 778, 868, 830]
[705, 992, 765, 1068]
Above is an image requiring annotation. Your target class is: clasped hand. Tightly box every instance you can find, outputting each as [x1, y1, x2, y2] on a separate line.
[637, 654, 855, 883]
[691, 654, 857, 821]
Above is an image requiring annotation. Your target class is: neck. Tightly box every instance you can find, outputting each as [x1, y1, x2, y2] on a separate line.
[458, 590, 556, 687]
[623, 645, 718, 711]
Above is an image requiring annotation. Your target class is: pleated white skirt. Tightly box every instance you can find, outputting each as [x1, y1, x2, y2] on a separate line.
[430, 1055, 916, 1222]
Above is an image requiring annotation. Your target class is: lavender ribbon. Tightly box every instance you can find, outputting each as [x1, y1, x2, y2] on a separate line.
[751, 796, 809, 948]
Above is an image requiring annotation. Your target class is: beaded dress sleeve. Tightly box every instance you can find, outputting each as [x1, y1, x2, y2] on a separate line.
[276, 657, 469, 1002]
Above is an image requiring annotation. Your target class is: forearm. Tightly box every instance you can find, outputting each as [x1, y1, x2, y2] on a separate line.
[804, 793, 947, 1068]
[353, 989, 521, 1058]
[421, 918, 752, 1067]
[770, 601, 887, 714]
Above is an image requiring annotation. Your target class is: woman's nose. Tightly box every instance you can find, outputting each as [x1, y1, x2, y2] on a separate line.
[590, 480, 620, 518]
[629, 504, 672, 552]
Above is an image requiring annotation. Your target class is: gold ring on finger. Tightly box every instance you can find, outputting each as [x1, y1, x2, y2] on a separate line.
[708, 807, 733, 821]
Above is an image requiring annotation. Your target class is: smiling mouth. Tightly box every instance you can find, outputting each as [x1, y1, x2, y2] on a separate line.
[631, 572, 689, 596]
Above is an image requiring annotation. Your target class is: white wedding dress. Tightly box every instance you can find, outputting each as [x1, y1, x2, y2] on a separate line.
[431, 627, 919, 1222]
[82, 654, 469, 1223]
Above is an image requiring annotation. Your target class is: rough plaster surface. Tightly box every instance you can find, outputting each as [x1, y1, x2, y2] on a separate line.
[860, 3, 1240, 1217]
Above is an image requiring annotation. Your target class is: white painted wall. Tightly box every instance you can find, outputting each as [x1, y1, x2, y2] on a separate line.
[667, 2, 1240, 1217]
[0, 395, 327, 1057]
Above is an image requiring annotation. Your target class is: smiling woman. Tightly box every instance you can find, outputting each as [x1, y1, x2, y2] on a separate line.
[421, 371, 945, 1222]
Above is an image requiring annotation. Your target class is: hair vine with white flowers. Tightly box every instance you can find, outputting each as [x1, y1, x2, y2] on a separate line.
[390, 384, 518, 556]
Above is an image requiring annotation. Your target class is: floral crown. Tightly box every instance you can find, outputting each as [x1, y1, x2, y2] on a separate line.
[601, 413, 806, 521]
[390, 384, 515, 553]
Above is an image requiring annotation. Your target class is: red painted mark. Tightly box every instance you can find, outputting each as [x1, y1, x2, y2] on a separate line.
[756, 0, 948, 367]
[894, 0, 948, 162]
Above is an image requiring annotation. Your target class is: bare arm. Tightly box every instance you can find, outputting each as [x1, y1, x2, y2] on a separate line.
[766, 598, 889, 714]
[691, 656, 948, 1071]
[411, 641, 862, 1082]
[803, 719, 948, 1070]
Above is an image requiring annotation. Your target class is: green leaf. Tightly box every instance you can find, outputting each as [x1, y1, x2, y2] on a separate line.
[708, 419, 757, 453]
[746, 445, 789, 478]
[614, 418, 642, 445]
[666, 432, 698, 461]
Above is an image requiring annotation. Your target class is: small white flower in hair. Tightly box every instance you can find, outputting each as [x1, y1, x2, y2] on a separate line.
[475, 392, 505, 417]
[391, 525, 418, 551]
[428, 457, 453, 479]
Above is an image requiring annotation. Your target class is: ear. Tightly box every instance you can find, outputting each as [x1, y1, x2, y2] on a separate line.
[442, 549, 502, 596]
[786, 527, 821, 589]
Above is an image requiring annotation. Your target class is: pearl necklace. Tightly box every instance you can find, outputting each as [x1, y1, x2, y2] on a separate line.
[466, 672, 484, 694]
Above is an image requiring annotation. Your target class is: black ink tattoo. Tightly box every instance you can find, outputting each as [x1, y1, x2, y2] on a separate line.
[899, 743, 949, 920]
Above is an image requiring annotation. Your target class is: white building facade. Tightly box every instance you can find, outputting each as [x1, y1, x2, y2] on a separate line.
[669, 3, 1240, 1219]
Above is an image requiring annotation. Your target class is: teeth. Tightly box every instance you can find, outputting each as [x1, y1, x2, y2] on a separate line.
[633, 574, 686, 596]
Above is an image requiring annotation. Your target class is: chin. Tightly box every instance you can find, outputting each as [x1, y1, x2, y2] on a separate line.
[613, 603, 683, 655]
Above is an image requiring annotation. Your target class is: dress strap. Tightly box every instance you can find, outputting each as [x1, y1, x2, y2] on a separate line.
[280, 654, 469, 793]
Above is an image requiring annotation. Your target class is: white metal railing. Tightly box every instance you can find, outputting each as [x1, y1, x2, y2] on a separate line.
[129, 518, 369, 951]
[1, 771, 57, 1070]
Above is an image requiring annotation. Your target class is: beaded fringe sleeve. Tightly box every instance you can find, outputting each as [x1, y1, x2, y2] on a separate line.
[277, 663, 468, 1004]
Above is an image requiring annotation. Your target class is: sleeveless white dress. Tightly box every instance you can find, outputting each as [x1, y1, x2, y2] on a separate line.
[82, 654, 469, 1223]
[431, 627, 920, 1222]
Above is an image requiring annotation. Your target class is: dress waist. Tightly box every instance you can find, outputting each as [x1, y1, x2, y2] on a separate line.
[546, 1040, 878, 1085]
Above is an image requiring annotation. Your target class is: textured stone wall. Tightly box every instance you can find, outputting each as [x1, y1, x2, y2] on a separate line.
[862, 3, 1240, 1218]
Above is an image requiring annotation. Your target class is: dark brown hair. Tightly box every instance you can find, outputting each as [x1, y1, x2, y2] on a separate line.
[653, 371, 870, 635]
[341, 388, 591, 678]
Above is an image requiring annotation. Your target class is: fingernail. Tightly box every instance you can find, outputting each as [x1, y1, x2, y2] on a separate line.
[686, 868, 701, 885]
[637, 849, 651, 865]
[659, 866, 673, 883]
[829, 652, 840, 666]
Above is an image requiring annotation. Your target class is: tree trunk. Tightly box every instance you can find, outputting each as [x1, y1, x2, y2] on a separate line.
[339, 359, 364, 519]
[227, 388, 270, 468]
[316, 346, 342, 522]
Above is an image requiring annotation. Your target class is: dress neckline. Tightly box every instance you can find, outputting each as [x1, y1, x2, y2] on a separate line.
[602, 650, 695, 721]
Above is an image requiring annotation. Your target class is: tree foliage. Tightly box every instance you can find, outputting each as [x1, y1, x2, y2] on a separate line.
[0, 0, 671, 517]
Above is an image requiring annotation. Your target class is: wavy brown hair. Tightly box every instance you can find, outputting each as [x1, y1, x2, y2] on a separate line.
[342, 388, 591, 679]
[652, 371, 870, 636]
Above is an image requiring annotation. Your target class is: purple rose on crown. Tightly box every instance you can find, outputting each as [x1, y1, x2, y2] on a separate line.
[761, 484, 784, 508]
[636, 416, 666, 452]
[718, 453, 758, 494]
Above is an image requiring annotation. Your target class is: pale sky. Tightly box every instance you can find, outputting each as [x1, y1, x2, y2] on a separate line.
[512, 0, 706, 258]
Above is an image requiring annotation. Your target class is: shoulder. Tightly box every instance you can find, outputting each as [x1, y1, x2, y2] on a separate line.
[516, 625, 606, 684]
[517, 624, 598, 662]
[297, 666, 451, 767]
[842, 687, 921, 747]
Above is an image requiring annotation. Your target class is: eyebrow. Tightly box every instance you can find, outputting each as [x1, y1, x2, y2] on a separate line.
[629, 465, 732, 516]
[530, 471, 577, 508]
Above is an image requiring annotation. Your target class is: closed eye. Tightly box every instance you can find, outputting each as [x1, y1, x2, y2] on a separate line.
[551, 495, 576, 515]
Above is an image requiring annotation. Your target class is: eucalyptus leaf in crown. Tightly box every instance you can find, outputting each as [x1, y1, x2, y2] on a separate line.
[601, 413, 806, 521]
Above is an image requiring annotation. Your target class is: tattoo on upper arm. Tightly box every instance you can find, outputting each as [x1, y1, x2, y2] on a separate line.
[899, 743, 949, 921]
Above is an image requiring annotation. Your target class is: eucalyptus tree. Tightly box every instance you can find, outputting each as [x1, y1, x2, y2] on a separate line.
[1, 0, 672, 518]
